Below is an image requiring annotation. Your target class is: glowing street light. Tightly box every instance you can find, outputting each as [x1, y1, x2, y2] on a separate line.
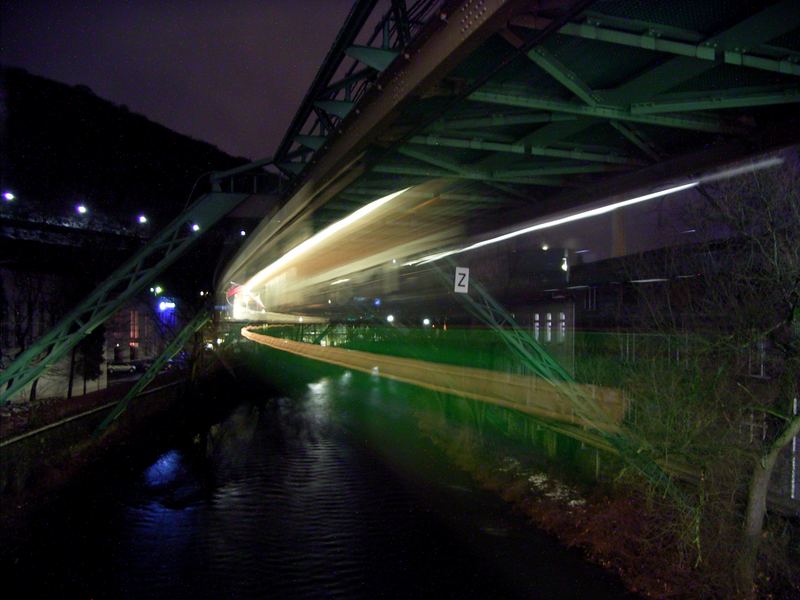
[154, 285, 163, 294]
[423, 318, 431, 326]
[541, 243, 549, 251]
[3, 191, 15, 201]
[138, 215, 148, 224]
[191, 223, 200, 232]
[76, 204, 88, 214]
[387, 314, 395, 323]
[240, 230, 246, 237]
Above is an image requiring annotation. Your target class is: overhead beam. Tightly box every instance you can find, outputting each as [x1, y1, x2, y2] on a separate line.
[469, 89, 742, 133]
[489, 0, 800, 169]
[373, 163, 565, 186]
[322, 67, 374, 95]
[314, 99, 355, 119]
[395, 145, 537, 198]
[346, 45, 399, 72]
[631, 88, 800, 114]
[724, 51, 800, 77]
[511, 0, 800, 77]
[294, 135, 327, 150]
[431, 112, 575, 131]
[407, 134, 642, 164]
[501, 30, 661, 161]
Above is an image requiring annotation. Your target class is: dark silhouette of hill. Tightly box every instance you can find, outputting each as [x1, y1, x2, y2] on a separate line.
[0, 66, 268, 306]
[0, 66, 250, 225]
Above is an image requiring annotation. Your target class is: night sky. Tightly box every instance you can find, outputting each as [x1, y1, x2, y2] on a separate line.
[1, 0, 356, 159]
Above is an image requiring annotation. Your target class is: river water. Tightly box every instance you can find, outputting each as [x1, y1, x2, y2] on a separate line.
[2, 363, 635, 599]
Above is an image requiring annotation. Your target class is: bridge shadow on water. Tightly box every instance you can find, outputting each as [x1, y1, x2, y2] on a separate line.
[2, 353, 638, 599]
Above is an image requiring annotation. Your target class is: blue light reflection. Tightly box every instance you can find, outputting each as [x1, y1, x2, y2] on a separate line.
[144, 450, 182, 487]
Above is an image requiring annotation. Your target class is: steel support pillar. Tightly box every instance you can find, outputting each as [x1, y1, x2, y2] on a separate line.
[0, 191, 250, 404]
[94, 309, 212, 433]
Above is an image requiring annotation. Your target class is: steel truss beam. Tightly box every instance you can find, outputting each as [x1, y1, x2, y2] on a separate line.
[511, 0, 800, 77]
[430, 112, 575, 131]
[486, 1, 800, 172]
[512, 37, 661, 161]
[469, 89, 741, 133]
[95, 310, 212, 433]
[374, 163, 565, 187]
[631, 88, 800, 114]
[0, 192, 250, 404]
[407, 134, 642, 164]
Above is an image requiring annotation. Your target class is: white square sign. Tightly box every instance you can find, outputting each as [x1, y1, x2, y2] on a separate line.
[454, 267, 469, 293]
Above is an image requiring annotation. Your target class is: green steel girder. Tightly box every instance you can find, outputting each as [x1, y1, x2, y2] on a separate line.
[278, 162, 308, 174]
[374, 162, 566, 187]
[322, 67, 373, 95]
[490, 1, 800, 171]
[407, 134, 643, 165]
[0, 192, 250, 405]
[95, 309, 212, 433]
[295, 135, 327, 150]
[512, 38, 661, 161]
[436, 129, 520, 144]
[314, 100, 355, 119]
[492, 164, 623, 178]
[346, 45, 399, 72]
[523, 44, 601, 106]
[468, 90, 740, 133]
[511, 1, 800, 77]
[430, 112, 575, 131]
[609, 121, 661, 161]
[723, 51, 800, 77]
[631, 88, 800, 114]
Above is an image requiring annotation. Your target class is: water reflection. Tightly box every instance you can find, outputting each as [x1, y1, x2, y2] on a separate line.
[144, 449, 183, 488]
[4, 373, 635, 599]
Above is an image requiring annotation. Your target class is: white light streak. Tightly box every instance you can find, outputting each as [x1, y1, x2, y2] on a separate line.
[330, 278, 351, 286]
[243, 188, 409, 293]
[405, 182, 697, 266]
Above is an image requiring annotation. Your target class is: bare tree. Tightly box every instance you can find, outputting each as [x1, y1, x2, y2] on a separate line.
[627, 152, 800, 597]
[697, 155, 800, 597]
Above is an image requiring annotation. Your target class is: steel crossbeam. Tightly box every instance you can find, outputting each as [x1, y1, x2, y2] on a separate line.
[0, 192, 249, 404]
[94, 309, 212, 433]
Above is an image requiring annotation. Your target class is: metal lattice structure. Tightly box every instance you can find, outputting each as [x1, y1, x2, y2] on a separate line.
[224, 0, 800, 287]
[0, 191, 250, 404]
[94, 309, 212, 433]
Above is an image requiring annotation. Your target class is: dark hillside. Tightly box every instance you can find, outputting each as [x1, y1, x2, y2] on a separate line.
[0, 66, 249, 225]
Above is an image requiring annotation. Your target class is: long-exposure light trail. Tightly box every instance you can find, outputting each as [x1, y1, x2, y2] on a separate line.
[405, 182, 698, 266]
[242, 187, 409, 293]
